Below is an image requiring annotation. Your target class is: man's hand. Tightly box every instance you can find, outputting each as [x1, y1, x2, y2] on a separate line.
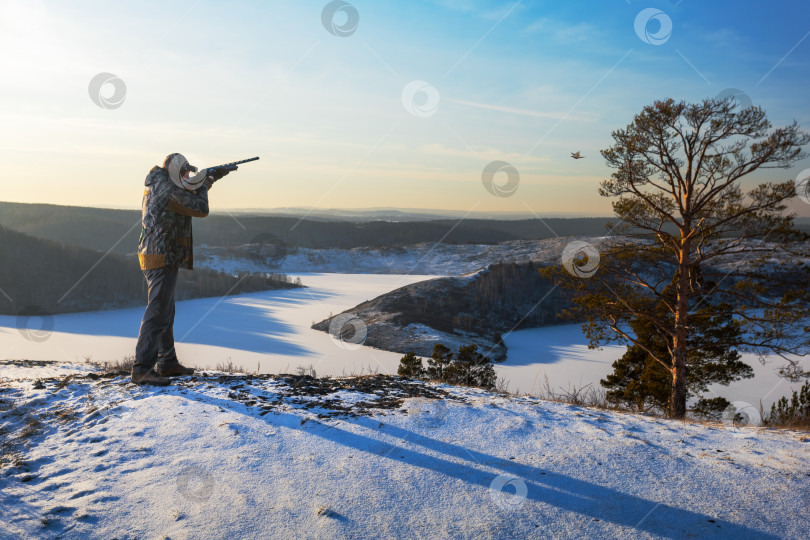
[204, 167, 236, 189]
[211, 167, 236, 181]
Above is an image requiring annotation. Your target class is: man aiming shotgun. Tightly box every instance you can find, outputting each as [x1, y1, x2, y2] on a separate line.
[132, 154, 259, 385]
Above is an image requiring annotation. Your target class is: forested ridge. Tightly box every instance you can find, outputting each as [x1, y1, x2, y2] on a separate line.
[0, 201, 619, 252]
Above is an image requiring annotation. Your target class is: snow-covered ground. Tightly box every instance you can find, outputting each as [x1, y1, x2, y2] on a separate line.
[1, 274, 803, 413]
[1, 366, 808, 539]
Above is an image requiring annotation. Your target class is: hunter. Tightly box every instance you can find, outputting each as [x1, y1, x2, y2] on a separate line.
[132, 153, 230, 385]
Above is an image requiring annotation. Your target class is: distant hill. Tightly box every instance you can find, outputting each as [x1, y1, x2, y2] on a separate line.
[0, 203, 142, 255]
[0, 225, 299, 316]
[312, 262, 578, 361]
[225, 206, 604, 221]
[0, 201, 617, 254]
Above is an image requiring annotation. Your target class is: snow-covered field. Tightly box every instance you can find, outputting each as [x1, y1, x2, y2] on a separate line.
[1, 365, 808, 539]
[1, 274, 803, 412]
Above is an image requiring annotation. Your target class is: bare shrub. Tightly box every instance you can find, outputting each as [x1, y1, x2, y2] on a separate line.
[533, 375, 611, 409]
[295, 365, 317, 378]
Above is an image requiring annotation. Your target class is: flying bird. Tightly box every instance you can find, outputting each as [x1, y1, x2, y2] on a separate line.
[571, 151, 584, 159]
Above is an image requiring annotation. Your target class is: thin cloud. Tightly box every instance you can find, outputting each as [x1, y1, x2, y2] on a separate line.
[419, 143, 551, 165]
[432, 0, 523, 21]
[523, 17, 602, 43]
[447, 98, 596, 121]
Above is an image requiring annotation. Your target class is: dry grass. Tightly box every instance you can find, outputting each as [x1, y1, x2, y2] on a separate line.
[19, 416, 43, 439]
[528, 375, 613, 409]
[215, 359, 250, 374]
[85, 355, 135, 374]
[0, 428, 16, 468]
[338, 364, 380, 377]
[54, 406, 78, 424]
[0, 401, 39, 470]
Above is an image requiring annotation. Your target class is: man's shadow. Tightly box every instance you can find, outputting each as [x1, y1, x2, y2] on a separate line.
[167, 388, 779, 539]
[0, 287, 339, 358]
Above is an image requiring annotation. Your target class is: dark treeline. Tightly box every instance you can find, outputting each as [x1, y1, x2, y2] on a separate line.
[0, 226, 300, 316]
[0, 201, 621, 253]
[3, 202, 809, 255]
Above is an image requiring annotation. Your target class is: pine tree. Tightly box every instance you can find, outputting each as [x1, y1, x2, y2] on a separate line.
[767, 381, 810, 428]
[601, 316, 671, 412]
[426, 344, 453, 380]
[398, 352, 424, 378]
[445, 344, 497, 390]
[602, 275, 753, 415]
[544, 96, 810, 418]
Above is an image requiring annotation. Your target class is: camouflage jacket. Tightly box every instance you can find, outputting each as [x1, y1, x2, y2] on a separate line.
[138, 166, 209, 271]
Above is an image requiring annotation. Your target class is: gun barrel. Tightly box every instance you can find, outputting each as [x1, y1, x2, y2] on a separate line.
[209, 156, 260, 171]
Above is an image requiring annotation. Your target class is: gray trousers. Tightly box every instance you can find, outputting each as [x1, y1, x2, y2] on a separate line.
[134, 267, 179, 373]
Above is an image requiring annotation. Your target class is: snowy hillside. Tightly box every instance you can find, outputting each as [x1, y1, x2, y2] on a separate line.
[195, 237, 588, 276]
[2, 362, 809, 539]
[194, 237, 810, 277]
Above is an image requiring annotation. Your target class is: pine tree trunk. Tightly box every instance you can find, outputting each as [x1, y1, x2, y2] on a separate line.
[670, 348, 687, 418]
[670, 241, 691, 418]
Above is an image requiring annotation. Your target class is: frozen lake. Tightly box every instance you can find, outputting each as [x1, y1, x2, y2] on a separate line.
[0, 273, 804, 410]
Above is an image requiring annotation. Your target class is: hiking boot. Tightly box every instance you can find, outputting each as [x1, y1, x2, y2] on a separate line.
[131, 369, 171, 386]
[155, 362, 195, 377]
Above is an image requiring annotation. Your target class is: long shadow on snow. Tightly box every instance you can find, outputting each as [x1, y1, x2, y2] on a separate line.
[178, 390, 776, 540]
[500, 322, 625, 368]
[0, 287, 338, 357]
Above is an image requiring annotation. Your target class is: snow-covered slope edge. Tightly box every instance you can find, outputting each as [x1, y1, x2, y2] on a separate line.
[1, 363, 808, 539]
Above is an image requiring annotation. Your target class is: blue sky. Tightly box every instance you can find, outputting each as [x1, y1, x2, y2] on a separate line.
[1, 0, 809, 216]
